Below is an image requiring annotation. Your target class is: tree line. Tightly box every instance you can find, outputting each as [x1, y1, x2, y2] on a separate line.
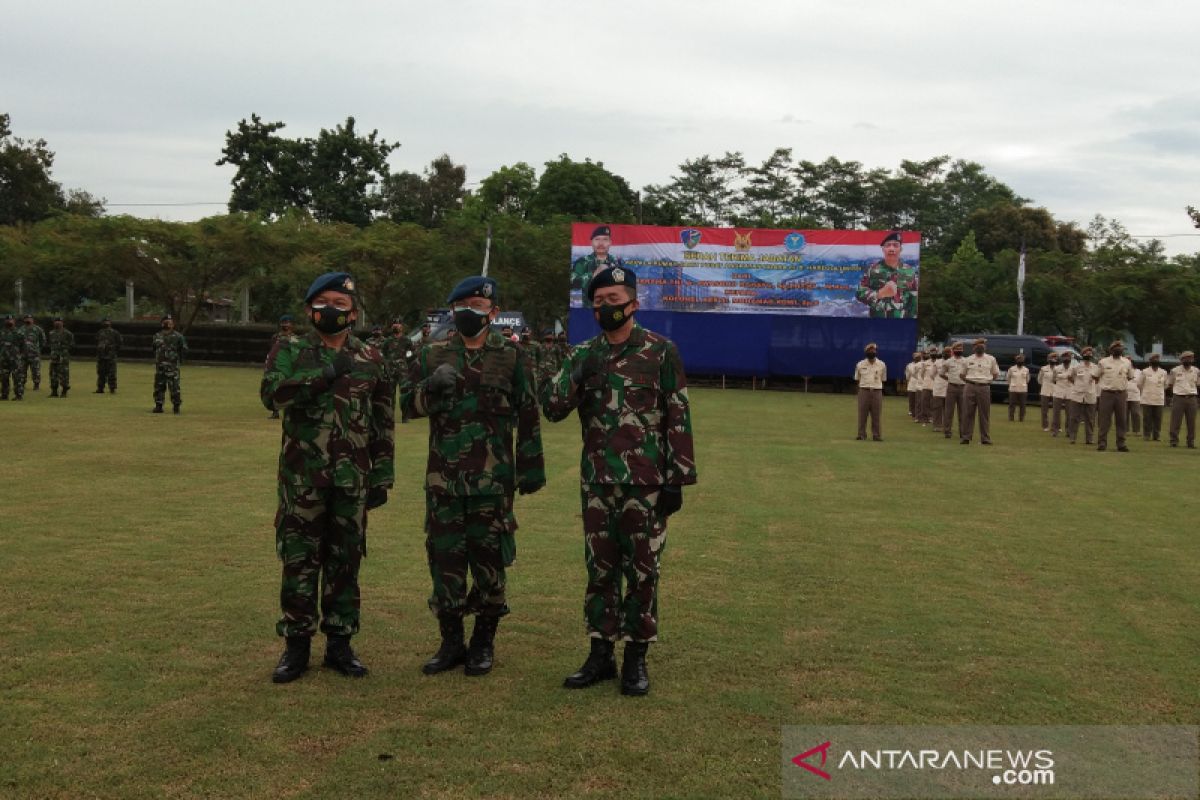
[2, 112, 1199, 350]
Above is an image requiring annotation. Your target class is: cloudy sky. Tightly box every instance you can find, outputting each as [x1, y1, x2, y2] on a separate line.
[6, 0, 1199, 253]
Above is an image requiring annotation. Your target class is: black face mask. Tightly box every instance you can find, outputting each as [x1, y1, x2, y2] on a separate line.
[973, 346, 985, 355]
[595, 301, 634, 332]
[391, 327, 403, 336]
[310, 305, 353, 335]
[452, 307, 489, 338]
[866, 354, 877, 362]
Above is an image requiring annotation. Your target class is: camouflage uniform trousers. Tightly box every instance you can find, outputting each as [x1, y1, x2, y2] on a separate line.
[1, 355, 26, 399]
[50, 356, 70, 392]
[24, 355, 41, 389]
[581, 484, 667, 643]
[275, 484, 366, 638]
[424, 492, 511, 619]
[97, 357, 118, 391]
[153, 363, 181, 405]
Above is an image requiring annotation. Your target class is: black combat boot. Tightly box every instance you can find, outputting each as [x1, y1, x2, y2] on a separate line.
[95, 387, 105, 393]
[464, 615, 500, 677]
[323, 635, 369, 677]
[271, 636, 311, 684]
[173, 403, 181, 415]
[153, 403, 163, 413]
[620, 641, 650, 696]
[50, 388, 59, 397]
[422, 614, 467, 675]
[60, 387, 69, 397]
[563, 638, 617, 689]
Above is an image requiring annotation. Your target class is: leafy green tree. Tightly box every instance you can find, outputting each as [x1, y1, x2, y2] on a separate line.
[216, 115, 312, 216]
[308, 117, 397, 226]
[474, 162, 537, 218]
[527, 155, 634, 223]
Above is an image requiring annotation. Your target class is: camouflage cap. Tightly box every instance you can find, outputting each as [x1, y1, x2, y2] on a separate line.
[1081, 346, 1094, 356]
[952, 342, 964, 352]
[161, 313, 173, 322]
[1182, 350, 1195, 359]
[1109, 340, 1124, 350]
[973, 338, 987, 346]
[304, 272, 356, 304]
[23, 313, 33, 321]
[1148, 353, 1161, 360]
[864, 342, 878, 353]
[446, 275, 499, 305]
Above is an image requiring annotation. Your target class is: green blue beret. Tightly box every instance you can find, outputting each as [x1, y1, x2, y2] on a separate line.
[279, 314, 292, 323]
[591, 225, 611, 239]
[587, 265, 636, 300]
[880, 230, 902, 246]
[446, 276, 499, 304]
[305, 272, 357, 304]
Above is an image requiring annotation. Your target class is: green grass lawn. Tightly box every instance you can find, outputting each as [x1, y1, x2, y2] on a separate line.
[2, 365, 1197, 799]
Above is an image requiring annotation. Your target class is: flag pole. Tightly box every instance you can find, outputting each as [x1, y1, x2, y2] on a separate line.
[1016, 238, 1026, 336]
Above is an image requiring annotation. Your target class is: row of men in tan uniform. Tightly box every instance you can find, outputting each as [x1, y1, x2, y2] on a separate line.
[877, 338, 999, 444]
[1033, 344, 1199, 449]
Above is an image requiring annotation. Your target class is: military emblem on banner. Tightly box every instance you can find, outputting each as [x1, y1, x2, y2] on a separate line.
[784, 232, 806, 253]
[680, 229, 701, 250]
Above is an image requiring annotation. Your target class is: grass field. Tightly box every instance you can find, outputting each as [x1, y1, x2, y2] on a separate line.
[2, 364, 1198, 799]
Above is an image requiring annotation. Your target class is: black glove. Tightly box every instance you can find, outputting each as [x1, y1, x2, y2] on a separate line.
[321, 350, 355, 381]
[517, 481, 542, 496]
[428, 363, 460, 394]
[366, 487, 388, 510]
[657, 487, 683, 517]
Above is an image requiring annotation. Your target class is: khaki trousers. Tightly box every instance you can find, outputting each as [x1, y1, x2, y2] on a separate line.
[857, 388, 883, 440]
[1169, 395, 1198, 446]
[1096, 389, 1127, 449]
[962, 383, 992, 443]
[943, 384, 965, 439]
[1008, 391, 1027, 421]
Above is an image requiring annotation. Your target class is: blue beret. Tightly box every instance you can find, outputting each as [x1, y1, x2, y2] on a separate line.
[305, 272, 357, 304]
[279, 314, 292, 323]
[587, 265, 636, 300]
[446, 276, 499, 305]
[880, 230, 903, 246]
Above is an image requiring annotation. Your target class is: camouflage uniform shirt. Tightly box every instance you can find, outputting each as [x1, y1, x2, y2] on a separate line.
[400, 331, 544, 496]
[153, 329, 188, 365]
[541, 323, 697, 487]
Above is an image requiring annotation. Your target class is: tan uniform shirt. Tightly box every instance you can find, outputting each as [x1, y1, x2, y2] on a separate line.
[1126, 368, 1141, 402]
[1139, 366, 1167, 406]
[1167, 365, 1199, 396]
[962, 353, 999, 385]
[908, 360, 925, 391]
[1037, 364, 1057, 393]
[941, 356, 966, 385]
[1096, 355, 1133, 392]
[932, 361, 949, 397]
[1007, 365, 1030, 392]
[1067, 362, 1099, 403]
[1053, 363, 1072, 399]
[854, 358, 887, 389]
[905, 362, 916, 388]
[922, 359, 939, 387]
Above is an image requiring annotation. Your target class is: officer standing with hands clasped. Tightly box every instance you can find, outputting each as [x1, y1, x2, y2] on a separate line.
[542, 265, 697, 696]
[261, 272, 395, 683]
[853, 343, 886, 441]
[401, 275, 545, 678]
[1167, 350, 1199, 448]
[960, 338, 999, 445]
[152, 315, 188, 414]
[1095, 340, 1133, 452]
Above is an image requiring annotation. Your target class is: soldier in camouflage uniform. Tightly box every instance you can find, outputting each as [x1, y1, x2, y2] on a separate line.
[94, 317, 123, 393]
[20, 314, 47, 391]
[571, 225, 624, 296]
[1, 314, 26, 400]
[380, 319, 411, 403]
[855, 230, 919, 319]
[261, 271, 394, 683]
[47, 317, 75, 397]
[539, 330, 559, 385]
[542, 265, 697, 696]
[520, 328, 542, 391]
[152, 314, 188, 414]
[266, 315, 299, 419]
[366, 324, 385, 350]
[401, 276, 545, 677]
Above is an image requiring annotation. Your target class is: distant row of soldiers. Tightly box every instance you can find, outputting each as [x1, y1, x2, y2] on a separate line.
[900, 342, 1200, 450]
[0, 313, 187, 412]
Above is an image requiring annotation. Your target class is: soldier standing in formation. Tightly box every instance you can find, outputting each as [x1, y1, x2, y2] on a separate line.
[1167, 350, 1198, 448]
[267, 315, 299, 419]
[919, 349, 936, 425]
[940, 343, 966, 439]
[1007, 353, 1029, 422]
[0, 314, 25, 400]
[95, 317, 122, 393]
[152, 315, 188, 414]
[1095, 341, 1133, 452]
[960, 338, 999, 445]
[1051, 351, 1073, 437]
[366, 325, 385, 350]
[853, 343, 886, 441]
[47, 317, 74, 398]
[1139, 354, 1167, 441]
[380, 319, 411, 396]
[905, 352, 920, 418]
[1125, 362, 1142, 437]
[401, 276, 545, 678]
[542, 265, 696, 696]
[261, 271, 394, 683]
[930, 348, 948, 434]
[1066, 347, 1099, 445]
[1038, 352, 1059, 431]
[21, 314, 46, 391]
[906, 351, 924, 424]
